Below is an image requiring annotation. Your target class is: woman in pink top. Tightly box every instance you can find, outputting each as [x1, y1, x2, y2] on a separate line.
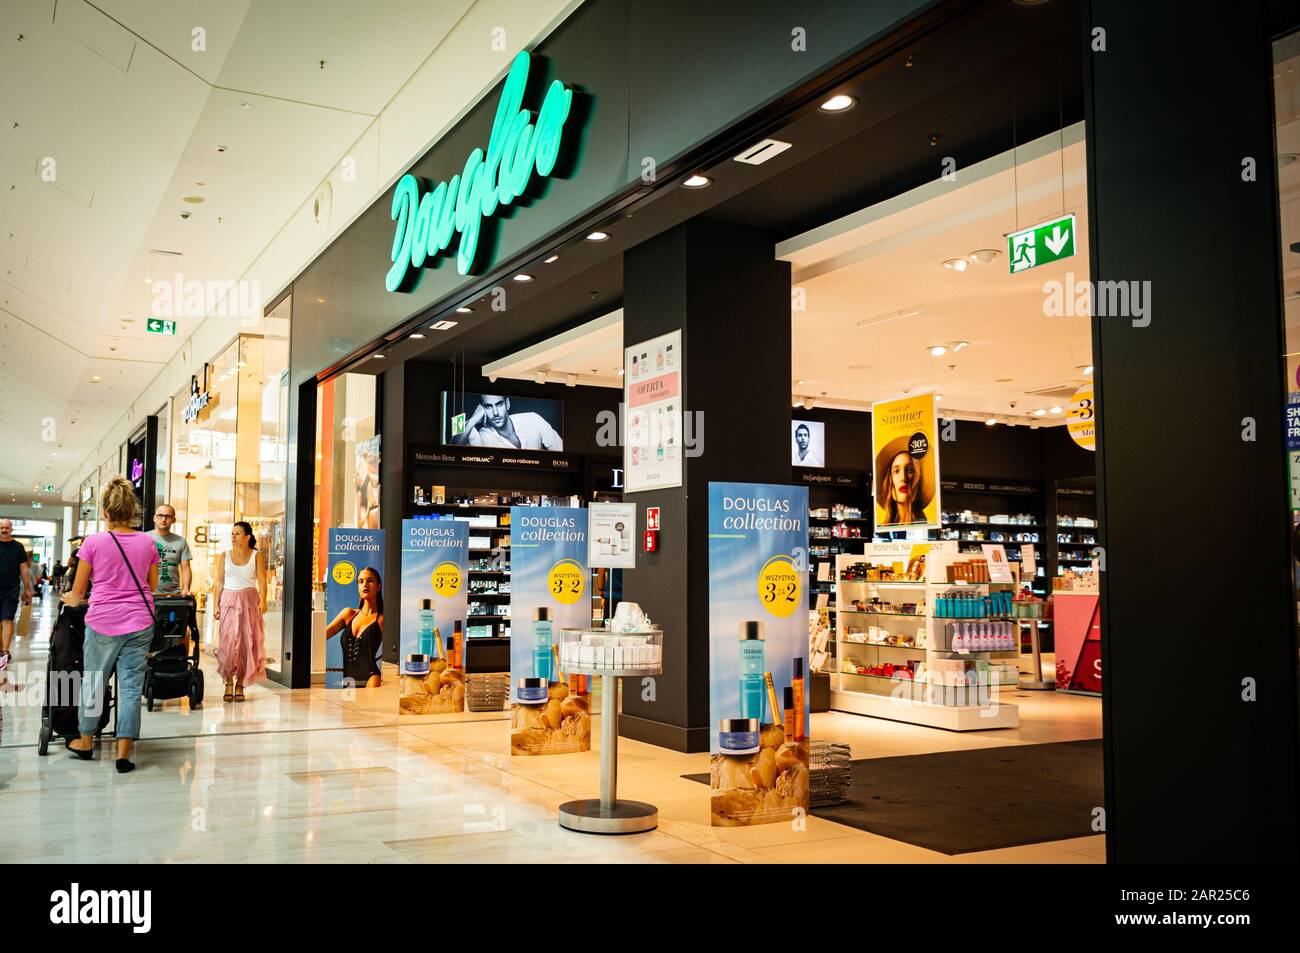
[62, 477, 158, 773]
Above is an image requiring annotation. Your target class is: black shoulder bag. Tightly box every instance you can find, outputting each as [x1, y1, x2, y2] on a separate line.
[106, 532, 159, 646]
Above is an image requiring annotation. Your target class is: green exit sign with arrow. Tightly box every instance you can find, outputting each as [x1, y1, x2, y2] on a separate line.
[146, 318, 177, 335]
[1008, 213, 1076, 273]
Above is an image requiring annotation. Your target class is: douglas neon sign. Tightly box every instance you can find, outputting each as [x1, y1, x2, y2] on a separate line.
[386, 50, 574, 291]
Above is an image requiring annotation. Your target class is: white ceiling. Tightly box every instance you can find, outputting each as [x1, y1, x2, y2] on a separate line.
[0, 0, 556, 507]
[502, 126, 1093, 426]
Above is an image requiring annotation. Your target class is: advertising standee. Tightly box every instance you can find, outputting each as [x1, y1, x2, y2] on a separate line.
[399, 519, 469, 714]
[707, 482, 810, 827]
[509, 506, 592, 755]
[324, 529, 386, 690]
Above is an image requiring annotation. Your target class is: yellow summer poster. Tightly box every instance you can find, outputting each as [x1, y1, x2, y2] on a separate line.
[871, 393, 941, 531]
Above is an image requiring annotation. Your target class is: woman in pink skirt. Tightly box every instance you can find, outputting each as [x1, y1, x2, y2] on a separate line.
[213, 521, 266, 702]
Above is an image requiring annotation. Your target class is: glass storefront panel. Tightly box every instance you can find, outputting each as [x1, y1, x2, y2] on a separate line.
[154, 401, 170, 518]
[310, 372, 377, 587]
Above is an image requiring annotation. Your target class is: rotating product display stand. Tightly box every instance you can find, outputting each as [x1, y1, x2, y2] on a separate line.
[557, 627, 662, 834]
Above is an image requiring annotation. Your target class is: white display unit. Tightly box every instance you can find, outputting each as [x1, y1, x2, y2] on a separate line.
[831, 542, 1019, 731]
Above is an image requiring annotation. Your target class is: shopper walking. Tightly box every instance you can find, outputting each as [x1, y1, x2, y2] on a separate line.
[62, 477, 158, 774]
[149, 504, 192, 596]
[0, 519, 32, 673]
[212, 521, 266, 702]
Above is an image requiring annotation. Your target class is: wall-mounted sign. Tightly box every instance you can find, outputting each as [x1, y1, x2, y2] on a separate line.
[129, 458, 144, 485]
[411, 443, 581, 472]
[181, 374, 211, 424]
[588, 502, 636, 569]
[624, 329, 683, 493]
[43, 484, 56, 493]
[1008, 213, 1076, 273]
[146, 318, 176, 335]
[386, 50, 575, 289]
[871, 392, 941, 531]
[1066, 384, 1096, 451]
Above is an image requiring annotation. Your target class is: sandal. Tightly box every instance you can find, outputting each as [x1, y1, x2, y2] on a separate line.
[234, 683, 245, 702]
[223, 679, 234, 703]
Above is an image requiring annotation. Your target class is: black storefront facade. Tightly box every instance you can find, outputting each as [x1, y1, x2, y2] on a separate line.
[266, 0, 1300, 863]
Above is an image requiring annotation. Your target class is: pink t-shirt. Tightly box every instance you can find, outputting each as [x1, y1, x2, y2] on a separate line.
[79, 531, 158, 636]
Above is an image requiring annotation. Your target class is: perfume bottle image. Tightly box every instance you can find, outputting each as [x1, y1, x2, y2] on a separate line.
[791, 657, 805, 741]
[419, 599, 436, 657]
[665, 406, 676, 447]
[738, 621, 766, 722]
[533, 607, 553, 681]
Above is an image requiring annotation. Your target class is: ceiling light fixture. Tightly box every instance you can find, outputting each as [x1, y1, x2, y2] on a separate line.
[617, 368, 624, 376]
[968, 249, 1000, 265]
[512, 273, 533, 282]
[585, 231, 609, 242]
[1034, 408, 1046, 417]
[683, 174, 711, 189]
[535, 370, 547, 384]
[1049, 406, 1063, 415]
[429, 320, 457, 331]
[90, 376, 101, 383]
[566, 374, 577, 387]
[544, 254, 559, 264]
[803, 397, 816, 410]
[942, 258, 968, 272]
[456, 306, 472, 314]
[935, 394, 943, 402]
[819, 94, 856, 112]
[985, 418, 998, 427]
[372, 353, 386, 360]
[928, 345, 947, 357]
[410, 333, 425, 340]
[1083, 364, 1094, 375]
[950, 340, 968, 351]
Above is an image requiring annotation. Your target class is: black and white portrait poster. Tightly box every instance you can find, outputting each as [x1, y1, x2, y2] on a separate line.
[792, 420, 825, 468]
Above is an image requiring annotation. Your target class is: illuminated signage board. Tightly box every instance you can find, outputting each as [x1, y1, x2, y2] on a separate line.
[386, 50, 574, 290]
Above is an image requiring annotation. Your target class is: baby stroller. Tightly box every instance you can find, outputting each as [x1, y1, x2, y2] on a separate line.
[143, 595, 203, 711]
[37, 601, 113, 755]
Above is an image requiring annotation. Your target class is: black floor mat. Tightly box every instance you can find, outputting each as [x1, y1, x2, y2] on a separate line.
[684, 739, 1103, 854]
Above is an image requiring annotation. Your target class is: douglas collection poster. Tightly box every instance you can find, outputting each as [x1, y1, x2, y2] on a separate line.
[707, 483, 810, 826]
[871, 393, 941, 531]
[324, 528, 386, 689]
[508, 506, 592, 755]
[399, 518, 469, 714]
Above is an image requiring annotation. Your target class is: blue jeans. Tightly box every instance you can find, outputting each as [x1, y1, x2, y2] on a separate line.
[78, 624, 153, 740]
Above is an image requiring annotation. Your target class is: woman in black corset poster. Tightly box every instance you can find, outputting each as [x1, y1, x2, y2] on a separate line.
[325, 567, 384, 688]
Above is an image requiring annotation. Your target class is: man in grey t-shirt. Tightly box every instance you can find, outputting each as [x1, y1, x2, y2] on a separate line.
[150, 504, 192, 595]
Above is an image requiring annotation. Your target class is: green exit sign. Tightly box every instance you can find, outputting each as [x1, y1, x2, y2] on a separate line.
[1008, 213, 1076, 273]
[147, 318, 177, 335]
[43, 484, 55, 492]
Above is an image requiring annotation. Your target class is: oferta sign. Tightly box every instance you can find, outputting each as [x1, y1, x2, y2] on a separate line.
[386, 50, 574, 291]
[1008, 213, 1076, 274]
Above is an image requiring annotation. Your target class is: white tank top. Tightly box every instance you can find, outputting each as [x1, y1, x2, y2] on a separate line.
[224, 551, 258, 591]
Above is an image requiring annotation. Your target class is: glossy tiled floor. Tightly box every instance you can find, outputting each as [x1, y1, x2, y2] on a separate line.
[0, 602, 1104, 863]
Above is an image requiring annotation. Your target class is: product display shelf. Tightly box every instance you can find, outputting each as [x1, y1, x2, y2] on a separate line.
[831, 545, 1020, 729]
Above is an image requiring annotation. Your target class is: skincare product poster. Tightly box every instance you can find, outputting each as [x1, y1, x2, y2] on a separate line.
[871, 392, 941, 531]
[325, 529, 386, 689]
[508, 506, 592, 756]
[399, 519, 469, 715]
[708, 483, 810, 827]
[588, 501, 636, 569]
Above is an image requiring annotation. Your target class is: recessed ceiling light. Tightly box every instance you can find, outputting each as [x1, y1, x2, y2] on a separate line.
[429, 320, 457, 330]
[803, 397, 816, 410]
[968, 249, 1000, 264]
[215, 145, 227, 153]
[372, 353, 386, 360]
[935, 394, 943, 402]
[144, 277, 152, 284]
[928, 345, 947, 357]
[942, 258, 968, 272]
[240, 102, 251, 111]
[544, 254, 559, 264]
[1082, 364, 1094, 375]
[1034, 408, 1046, 417]
[410, 333, 425, 340]
[513, 273, 533, 282]
[534, 370, 547, 384]
[1049, 406, 1063, 415]
[683, 174, 711, 189]
[819, 94, 855, 112]
[566, 374, 577, 387]
[585, 231, 609, 242]
[90, 375, 101, 383]
[617, 368, 624, 376]
[456, 306, 472, 314]
[985, 418, 998, 427]
[182, 195, 205, 204]
[950, 340, 969, 351]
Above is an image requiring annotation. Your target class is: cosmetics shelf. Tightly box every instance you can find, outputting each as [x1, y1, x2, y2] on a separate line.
[838, 578, 928, 586]
[840, 640, 926, 652]
[839, 609, 926, 618]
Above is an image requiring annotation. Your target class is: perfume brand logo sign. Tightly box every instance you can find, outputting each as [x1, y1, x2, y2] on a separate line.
[182, 376, 211, 424]
[386, 50, 574, 289]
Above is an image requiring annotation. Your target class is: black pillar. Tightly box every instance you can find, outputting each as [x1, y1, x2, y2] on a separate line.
[380, 365, 406, 664]
[620, 219, 792, 752]
[1085, 0, 1300, 861]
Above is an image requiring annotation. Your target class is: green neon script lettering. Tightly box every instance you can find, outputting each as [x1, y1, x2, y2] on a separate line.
[385, 50, 574, 291]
